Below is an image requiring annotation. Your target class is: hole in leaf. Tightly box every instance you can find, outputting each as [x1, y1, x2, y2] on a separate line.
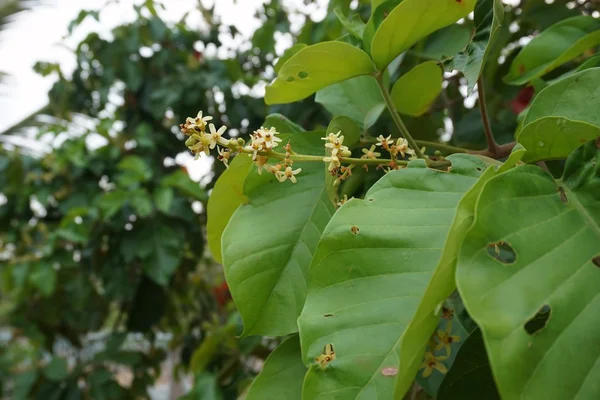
[557, 187, 568, 204]
[381, 367, 398, 377]
[286, 76, 295, 82]
[324, 313, 334, 318]
[351, 226, 359, 235]
[487, 241, 516, 264]
[593, 256, 600, 268]
[524, 304, 551, 335]
[297, 71, 309, 79]
[476, 167, 482, 171]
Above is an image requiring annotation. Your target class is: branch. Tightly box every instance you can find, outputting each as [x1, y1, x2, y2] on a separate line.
[477, 77, 500, 156]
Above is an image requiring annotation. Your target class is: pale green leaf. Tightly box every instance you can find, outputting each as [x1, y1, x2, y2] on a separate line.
[207, 156, 252, 264]
[208, 114, 305, 263]
[504, 16, 600, 85]
[393, 147, 525, 397]
[391, 61, 443, 117]
[161, 170, 207, 201]
[315, 75, 384, 129]
[222, 130, 335, 337]
[518, 68, 600, 162]
[456, 140, 600, 400]
[245, 336, 306, 400]
[298, 155, 486, 400]
[370, 0, 476, 69]
[363, 0, 402, 56]
[275, 44, 308, 75]
[265, 42, 376, 105]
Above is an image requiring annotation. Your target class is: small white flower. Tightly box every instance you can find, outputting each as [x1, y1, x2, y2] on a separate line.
[217, 147, 231, 168]
[361, 145, 381, 159]
[194, 111, 213, 131]
[395, 137, 415, 158]
[321, 131, 342, 144]
[325, 135, 349, 156]
[255, 126, 282, 149]
[323, 154, 341, 171]
[208, 123, 227, 149]
[376, 134, 393, 149]
[276, 166, 302, 183]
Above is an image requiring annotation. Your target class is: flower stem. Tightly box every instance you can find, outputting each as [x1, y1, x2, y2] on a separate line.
[360, 138, 469, 154]
[374, 73, 425, 159]
[228, 143, 407, 167]
[477, 77, 499, 156]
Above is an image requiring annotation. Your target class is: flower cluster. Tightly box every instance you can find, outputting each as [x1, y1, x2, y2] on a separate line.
[245, 127, 302, 183]
[419, 305, 461, 379]
[182, 111, 231, 165]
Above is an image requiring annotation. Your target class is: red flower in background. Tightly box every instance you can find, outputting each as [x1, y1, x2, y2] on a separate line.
[213, 281, 231, 307]
[510, 86, 534, 115]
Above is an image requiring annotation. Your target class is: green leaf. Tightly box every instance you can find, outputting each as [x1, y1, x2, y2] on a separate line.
[391, 61, 443, 117]
[316, 75, 384, 129]
[245, 336, 306, 400]
[456, 140, 600, 399]
[437, 329, 500, 400]
[504, 16, 600, 85]
[298, 155, 486, 399]
[334, 8, 366, 40]
[43, 357, 69, 381]
[29, 262, 57, 297]
[370, 0, 476, 69]
[208, 114, 306, 263]
[130, 189, 153, 218]
[265, 42, 376, 105]
[421, 24, 472, 61]
[222, 130, 335, 337]
[98, 190, 128, 219]
[153, 186, 174, 214]
[517, 68, 600, 163]
[161, 170, 207, 201]
[138, 221, 183, 286]
[275, 44, 308, 75]
[207, 155, 252, 264]
[447, 0, 504, 93]
[362, 0, 402, 56]
[117, 155, 152, 186]
[393, 147, 525, 397]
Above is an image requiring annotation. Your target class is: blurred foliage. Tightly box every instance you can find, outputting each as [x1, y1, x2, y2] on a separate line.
[0, 0, 354, 397]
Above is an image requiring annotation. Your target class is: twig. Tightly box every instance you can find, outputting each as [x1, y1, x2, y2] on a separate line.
[477, 77, 500, 156]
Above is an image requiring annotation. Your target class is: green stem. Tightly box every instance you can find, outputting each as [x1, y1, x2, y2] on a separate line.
[477, 76, 499, 156]
[374, 73, 425, 159]
[229, 143, 407, 166]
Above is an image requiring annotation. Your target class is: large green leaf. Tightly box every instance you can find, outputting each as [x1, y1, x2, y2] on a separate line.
[456, 140, 600, 399]
[447, 0, 504, 93]
[437, 329, 500, 400]
[393, 147, 525, 397]
[208, 114, 307, 263]
[137, 221, 184, 286]
[517, 68, 600, 162]
[315, 76, 384, 129]
[370, 0, 476, 69]
[206, 156, 252, 264]
[504, 16, 600, 85]
[298, 155, 486, 400]
[222, 131, 335, 337]
[245, 336, 306, 400]
[265, 42, 376, 105]
[391, 61, 443, 117]
[334, 8, 366, 40]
